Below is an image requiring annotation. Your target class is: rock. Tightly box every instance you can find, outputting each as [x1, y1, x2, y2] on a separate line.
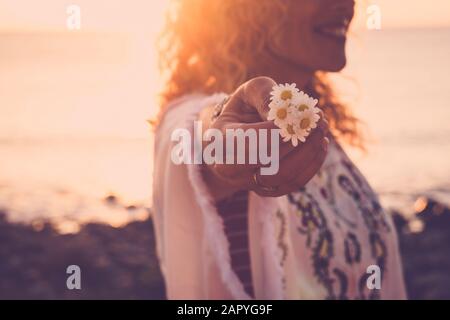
[0, 216, 166, 299]
[104, 194, 118, 205]
[2, 197, 449, 300]
[395, 197, 450, 299]
[415, 197, 450, 229]
[391, 210, 408, 233]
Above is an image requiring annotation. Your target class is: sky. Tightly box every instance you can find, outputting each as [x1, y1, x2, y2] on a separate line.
[0, 0, 449, 32]
[0, 0, 449, 140]
[372, 0, 450, 29]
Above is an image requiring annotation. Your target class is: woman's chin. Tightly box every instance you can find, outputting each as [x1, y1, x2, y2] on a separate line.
[320, 56, 347, 72]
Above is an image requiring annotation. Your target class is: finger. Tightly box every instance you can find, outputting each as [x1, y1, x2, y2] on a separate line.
[257, 131, 328, 188]
[257, 139, 329, 197]
[219, 115, 329, 179]
[237, 76, 277, 120]
[216, 77, 275, 124]
[233, 116, 328, 160]
[226, 120, 297, 161]
[255, 117, 328, 187]
[213, 102, 329, 180]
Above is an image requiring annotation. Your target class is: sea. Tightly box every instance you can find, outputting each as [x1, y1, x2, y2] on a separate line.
[1, 28, 449, 232]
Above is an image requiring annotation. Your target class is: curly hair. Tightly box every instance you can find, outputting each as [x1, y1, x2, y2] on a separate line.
[158, 0, 364, 148]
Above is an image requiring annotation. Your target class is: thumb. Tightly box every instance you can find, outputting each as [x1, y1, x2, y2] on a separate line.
[236, 76, 277, 121]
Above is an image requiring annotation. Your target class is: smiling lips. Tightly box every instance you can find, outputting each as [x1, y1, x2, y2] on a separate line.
[315, 18, 351, 39]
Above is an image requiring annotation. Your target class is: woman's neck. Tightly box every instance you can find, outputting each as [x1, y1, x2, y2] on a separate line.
[252, 50, 315, 89]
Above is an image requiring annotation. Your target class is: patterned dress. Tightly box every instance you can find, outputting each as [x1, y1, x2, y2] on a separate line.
[275, 140, 404, 299]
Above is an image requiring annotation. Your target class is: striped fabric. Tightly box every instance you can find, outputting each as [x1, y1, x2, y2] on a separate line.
[217, 190, 254, 297]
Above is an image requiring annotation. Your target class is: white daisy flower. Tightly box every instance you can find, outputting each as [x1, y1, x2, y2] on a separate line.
[298, 108, 321, 132]
[279, 122, 309, 147]
[292, 91, 319, 115]
[267, 100, 294, 127]
[270, 83, 301, 104]
[268, 84, 322, 146]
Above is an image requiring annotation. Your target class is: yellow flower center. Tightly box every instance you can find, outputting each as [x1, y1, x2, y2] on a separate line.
[280, 90, 293, 100]
[287, 124, 296, 135]
[297, 104, 309, 112]
[300, 118, 311, 130]
[276, 108, 287, 120]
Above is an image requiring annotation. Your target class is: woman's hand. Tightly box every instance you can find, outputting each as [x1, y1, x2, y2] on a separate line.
[200, 76, 330, 200]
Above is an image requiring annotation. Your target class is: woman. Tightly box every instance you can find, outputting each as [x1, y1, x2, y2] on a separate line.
[153, 0, 406, 299]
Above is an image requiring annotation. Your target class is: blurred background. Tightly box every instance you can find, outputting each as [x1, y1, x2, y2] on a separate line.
[0, 0, 449, 299]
